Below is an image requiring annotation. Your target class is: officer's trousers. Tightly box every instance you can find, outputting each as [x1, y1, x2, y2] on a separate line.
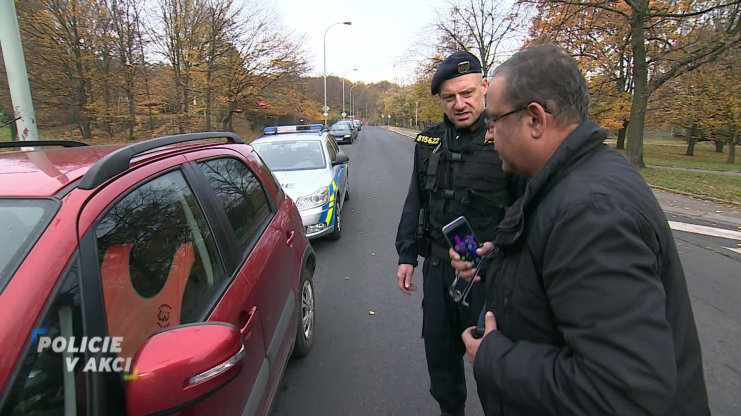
[422, 254, 485, 413]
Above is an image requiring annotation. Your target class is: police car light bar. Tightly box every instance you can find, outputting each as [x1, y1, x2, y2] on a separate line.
[263, 124, 323, 135]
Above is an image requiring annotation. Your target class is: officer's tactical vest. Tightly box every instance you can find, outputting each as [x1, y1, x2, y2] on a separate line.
[415, 119, 511, 245]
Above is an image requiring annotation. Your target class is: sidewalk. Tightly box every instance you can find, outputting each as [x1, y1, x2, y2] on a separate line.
[383, 126, 741, 230]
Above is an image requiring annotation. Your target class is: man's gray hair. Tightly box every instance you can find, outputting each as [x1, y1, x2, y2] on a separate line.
[489, 44, 589, 125]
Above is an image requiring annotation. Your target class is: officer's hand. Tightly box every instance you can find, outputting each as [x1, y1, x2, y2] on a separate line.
[397, 264, 417, 295]
[462, 311, 497, 364]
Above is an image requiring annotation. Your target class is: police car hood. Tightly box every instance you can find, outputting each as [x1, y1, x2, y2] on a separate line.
[271, 169, 332, 200]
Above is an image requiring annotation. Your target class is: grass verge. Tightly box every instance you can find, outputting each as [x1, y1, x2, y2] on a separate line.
[639, 168, 740, 206]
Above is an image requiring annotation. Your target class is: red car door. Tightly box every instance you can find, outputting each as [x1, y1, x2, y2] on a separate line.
[80, 157, 265, 415]
[189, 150, 303, 413]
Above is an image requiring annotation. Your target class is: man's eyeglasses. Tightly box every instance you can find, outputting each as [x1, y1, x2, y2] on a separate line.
[485, 102, 550, 130]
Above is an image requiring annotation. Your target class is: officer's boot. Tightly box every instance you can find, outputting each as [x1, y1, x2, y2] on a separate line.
[440, 406, 464, 416]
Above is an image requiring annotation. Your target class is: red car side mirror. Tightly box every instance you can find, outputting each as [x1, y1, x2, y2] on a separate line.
[125, 322, 244, 416]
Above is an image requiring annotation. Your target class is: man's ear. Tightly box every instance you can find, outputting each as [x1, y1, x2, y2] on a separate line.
[526, 102, 548, 139]
[481, 77, 489, 94]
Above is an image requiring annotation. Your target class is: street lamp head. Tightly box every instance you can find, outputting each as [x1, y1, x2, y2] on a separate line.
[343, 21, 352, 25]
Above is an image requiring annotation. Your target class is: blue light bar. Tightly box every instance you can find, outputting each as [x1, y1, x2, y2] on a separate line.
[264, 124, 323, 135]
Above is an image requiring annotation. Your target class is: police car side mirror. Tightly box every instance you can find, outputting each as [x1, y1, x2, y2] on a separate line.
[333, 153, 349, 165]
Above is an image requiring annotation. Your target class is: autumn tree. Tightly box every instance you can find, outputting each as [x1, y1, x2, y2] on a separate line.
[272, 76, 322, 122]
[429, 0, 525, 77]
[654, 46, 741, 163]
[212, 3, 308, 131]
[17, 0, 99, 139]
[107, 0, 145, 140]
[524, 0, 741, 168]
[200, 0, 241, 131]
[156, 0, 208, 133]
[407, 79, 445, 128]
[527, 3, 633, 148]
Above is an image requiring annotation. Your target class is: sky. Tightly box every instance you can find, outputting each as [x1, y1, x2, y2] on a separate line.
[275, 0, 450, 84]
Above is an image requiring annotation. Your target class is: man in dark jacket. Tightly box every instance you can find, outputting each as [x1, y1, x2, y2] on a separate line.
[395, 51, 522, 416]
[452, 44, 710, 415]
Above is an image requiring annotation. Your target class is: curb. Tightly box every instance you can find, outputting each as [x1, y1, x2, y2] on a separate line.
[384, 126, 417, 139]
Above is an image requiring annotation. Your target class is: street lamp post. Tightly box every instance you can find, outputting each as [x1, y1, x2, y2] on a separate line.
[350, 85, 357, 118]
[415, 101, 419, 129]
[323, 21, 352, 127]
[342, 68, 357, 118]
[352, 93, 359, 119]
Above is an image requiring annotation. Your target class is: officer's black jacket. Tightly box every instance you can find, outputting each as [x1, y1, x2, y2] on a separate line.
[395, 114, 524, 266]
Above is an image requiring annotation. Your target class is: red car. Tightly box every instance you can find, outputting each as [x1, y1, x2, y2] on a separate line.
[0, 133, 316, 415]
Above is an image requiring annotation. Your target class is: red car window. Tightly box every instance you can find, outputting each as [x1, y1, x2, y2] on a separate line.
[198, 158, 271, 251]
[95, 170, 227, 358]
[101, 242, 194, 359]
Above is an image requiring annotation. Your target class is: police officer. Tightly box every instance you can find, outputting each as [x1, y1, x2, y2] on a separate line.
[395, 51, 522, 416]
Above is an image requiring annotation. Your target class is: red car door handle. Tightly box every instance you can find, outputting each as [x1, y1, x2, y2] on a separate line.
[286, 230, 295, 246]
[240, 306, 258, 338]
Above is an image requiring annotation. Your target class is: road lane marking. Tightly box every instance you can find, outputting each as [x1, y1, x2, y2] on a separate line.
[668, 221, 741, 241]
[723, 247, 741, 254]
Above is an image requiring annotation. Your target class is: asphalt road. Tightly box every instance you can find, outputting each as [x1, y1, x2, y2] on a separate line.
[270, 126, 741, 416]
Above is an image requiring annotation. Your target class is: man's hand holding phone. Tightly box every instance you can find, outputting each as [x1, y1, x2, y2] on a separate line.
[449, 241, 494, 282]
[443, 216, 492, 305]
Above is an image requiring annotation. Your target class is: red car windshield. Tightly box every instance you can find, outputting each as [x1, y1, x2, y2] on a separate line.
[0, 198, 58, 290]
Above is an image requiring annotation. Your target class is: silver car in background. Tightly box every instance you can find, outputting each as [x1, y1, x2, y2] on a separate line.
[252, 124, 350, 240]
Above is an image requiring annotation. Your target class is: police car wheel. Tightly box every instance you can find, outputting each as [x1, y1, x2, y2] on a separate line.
[344, 182, 350, 201]
[292, 268, 314, 357]
[326, 206, 342, 240]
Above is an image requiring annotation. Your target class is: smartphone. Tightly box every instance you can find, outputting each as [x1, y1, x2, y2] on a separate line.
[442, 216, 483, 267]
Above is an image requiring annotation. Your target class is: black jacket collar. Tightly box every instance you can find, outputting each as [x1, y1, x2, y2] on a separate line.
[442, 112, 486, 138]
[494, 120, 607, 246]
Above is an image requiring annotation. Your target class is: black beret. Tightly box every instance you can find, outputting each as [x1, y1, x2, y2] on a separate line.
[430, 51, 482, 95]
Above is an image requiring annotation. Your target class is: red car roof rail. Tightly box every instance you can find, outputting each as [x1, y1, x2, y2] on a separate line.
[78, 132, 244, 190]
[0, 140, 88, 148]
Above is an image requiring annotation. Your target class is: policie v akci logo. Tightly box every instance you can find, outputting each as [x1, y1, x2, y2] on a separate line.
[31, 328, 138, 380]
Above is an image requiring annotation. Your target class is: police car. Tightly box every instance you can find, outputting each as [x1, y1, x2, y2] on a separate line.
[252, 124, 350, 240]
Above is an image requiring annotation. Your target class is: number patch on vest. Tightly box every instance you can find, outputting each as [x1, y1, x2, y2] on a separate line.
[416, 134, 440, 145]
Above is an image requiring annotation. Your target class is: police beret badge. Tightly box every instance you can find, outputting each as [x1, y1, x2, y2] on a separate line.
[431, 51, 482, 95]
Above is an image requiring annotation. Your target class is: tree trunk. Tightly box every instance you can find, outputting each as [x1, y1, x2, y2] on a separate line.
[728, 136, 737, 164]
[73, 54, 92, 139]
[715, 140, 724, 153]
[176, 84, 185, 134]
[222, 110, 232, 131]
[625, 4, 648, 169]
[181, 82, 190, 133]
[616, 119, 628, 149]
[138, 31, 154, 132]
[126, 84, 135, 140]
[205, 45, 215, 131]
[205, 87, 212, 131]
[102, 42, 114, 137]
[685, 123, 697, 156]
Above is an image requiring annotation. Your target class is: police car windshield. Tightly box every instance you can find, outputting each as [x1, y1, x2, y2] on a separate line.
[252, 140, 326, 171]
